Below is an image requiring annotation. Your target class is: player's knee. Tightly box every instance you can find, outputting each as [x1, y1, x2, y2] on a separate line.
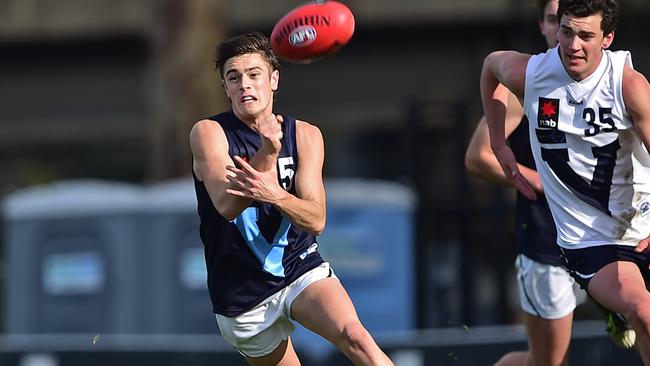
[626, 301, 650, 333]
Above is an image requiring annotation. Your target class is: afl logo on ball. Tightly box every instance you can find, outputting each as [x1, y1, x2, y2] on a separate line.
[289, 25, 317, 47]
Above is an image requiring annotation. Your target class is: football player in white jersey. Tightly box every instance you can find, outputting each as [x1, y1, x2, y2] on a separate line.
[480, 0, 650, 363]
[467, 1, 590, 365]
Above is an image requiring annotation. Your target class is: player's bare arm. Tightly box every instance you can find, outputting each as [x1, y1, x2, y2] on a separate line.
[623, 66, 650, 253]
[226, 120, 326, 235]
[283, 120, 327, 235]
[481, 50, 536, 199]
[465, 92, 543, 192]
[622, 66, 650, 152]
[190, 115, 281, 220]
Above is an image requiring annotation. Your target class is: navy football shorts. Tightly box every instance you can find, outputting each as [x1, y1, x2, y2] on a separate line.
[559, 244, 650, 290]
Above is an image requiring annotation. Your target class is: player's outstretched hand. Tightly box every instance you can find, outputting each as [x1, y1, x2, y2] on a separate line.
[634, 235, 650, 254]
[493, 144, 537, 201]
[226, 155, 287, 204]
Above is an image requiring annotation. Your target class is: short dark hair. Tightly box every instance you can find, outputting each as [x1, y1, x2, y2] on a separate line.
[214, 32, 281, 79]
[537, 0, 555, 22]
[557, 0, 618, 35]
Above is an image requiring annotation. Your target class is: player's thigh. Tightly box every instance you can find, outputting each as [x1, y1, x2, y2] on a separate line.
[588, 260, 650, 315]
[290, 276, 360, 343]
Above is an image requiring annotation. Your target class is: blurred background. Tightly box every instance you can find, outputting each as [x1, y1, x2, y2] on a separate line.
[1, 0, 649, 365]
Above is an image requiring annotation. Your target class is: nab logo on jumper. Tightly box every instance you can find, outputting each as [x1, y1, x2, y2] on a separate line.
[537, 97, 559, 129]
[535, 97, 565, 144]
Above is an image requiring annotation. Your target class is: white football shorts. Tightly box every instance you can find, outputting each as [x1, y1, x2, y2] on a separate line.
[515, 254, 586, 319]
[215, 262, 336, 358]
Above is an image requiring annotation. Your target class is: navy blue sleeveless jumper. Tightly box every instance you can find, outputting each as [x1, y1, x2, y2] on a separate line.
[192, 111, 324, 316]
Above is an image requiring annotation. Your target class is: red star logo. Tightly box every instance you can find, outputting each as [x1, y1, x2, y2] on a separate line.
[540, 101, 557, 117]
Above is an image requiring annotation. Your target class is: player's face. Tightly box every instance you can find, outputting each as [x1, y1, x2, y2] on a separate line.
[222, 53, 279, 121]
[539, 0, 559, 48]
[557, 12, 614, 81]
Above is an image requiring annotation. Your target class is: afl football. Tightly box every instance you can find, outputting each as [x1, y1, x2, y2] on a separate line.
[270, 1, 355, 63]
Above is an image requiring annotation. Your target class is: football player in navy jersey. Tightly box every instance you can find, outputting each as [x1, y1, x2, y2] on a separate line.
[480, 0, 650, 363]
[467, 2, 590, 365]
[189, 32, 393, 366]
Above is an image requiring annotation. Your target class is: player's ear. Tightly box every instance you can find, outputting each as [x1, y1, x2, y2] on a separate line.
[221, 78, 229, 97]
[270, 69, 279, 92]
[602, 31, 614, 49]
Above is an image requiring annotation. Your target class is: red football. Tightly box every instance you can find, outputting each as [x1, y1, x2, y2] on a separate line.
[270, 1, 355, 63]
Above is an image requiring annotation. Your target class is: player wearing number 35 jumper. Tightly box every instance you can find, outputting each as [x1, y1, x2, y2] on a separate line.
[481, 0, 650, 363]
[189, 32, 393, 366]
